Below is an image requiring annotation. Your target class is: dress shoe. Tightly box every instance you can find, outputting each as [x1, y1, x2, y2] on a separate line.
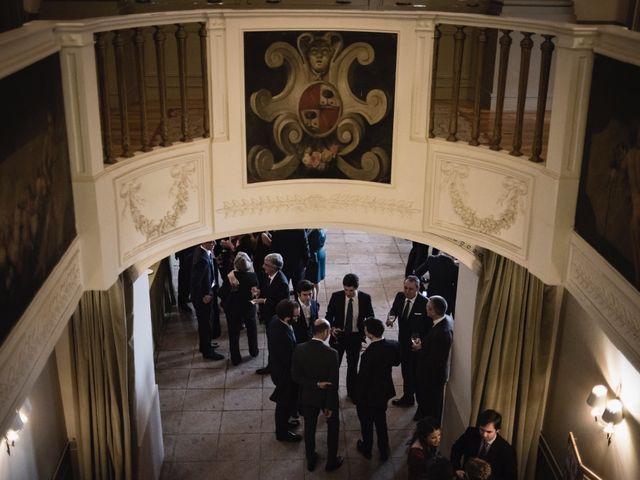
[325, 456, 344, 472]
[391, 396, 415, 407]
[203, 351, 224, 361]
[210, 342, 219, 348]
[276, 431, 302, 442]
[255, 367, 270, 375]
[356, 440, 372, 459]
[307, 452, 319, 472]
[287, 421, 300, 429]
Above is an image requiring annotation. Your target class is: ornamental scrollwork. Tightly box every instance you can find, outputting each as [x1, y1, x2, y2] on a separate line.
[120, 162, 195, 241]
[441, 162, 528, 236]
[216, 194, 419, 218]
[247, 31, 392, 183]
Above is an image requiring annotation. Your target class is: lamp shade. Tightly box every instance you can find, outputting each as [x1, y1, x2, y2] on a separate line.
[586, 385, 607, 416]
[602, 399, 624, 425]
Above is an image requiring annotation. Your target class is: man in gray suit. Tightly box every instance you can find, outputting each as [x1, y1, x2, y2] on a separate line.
[292, 319, 344, 473]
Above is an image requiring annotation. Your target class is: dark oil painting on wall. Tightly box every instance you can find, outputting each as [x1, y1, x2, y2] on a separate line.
[244, 31, 396, 184]
[575, 54, 640, 291]
[0, 54, 76, 343]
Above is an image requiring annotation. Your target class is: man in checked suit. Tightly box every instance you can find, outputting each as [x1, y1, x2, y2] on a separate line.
[293, 279, 319, 344]
[325, 273, 374, 400]
[451, 409, 517, 480]
[354, 317, 400, 462]
[190, 240, 224, 360]
[413, 295, 453, 422]
[292, 319, 344, 472]
[388, 275, 429, 407]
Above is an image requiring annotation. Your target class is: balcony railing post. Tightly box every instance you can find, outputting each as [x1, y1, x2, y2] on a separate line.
[133, 27, 152, 152]
[469, 28, 487, 147]
[175, 24, 191, 143]
[510, 32, 534, 157]
[199, 22, 210, 138]
[529, 34, 554, 163]
[428, 25, 442, 139]
[153, 26, 170, 147]
[447, 26, 466, 142]
[95, 32, 115, 164]
[490, 29, 512, 151]
[112, 30, 132, 158]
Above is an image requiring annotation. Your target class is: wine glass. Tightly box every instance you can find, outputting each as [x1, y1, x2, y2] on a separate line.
[250, 287, 260, 304]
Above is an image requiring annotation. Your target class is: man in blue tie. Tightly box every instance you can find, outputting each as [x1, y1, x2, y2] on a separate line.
[268, 299, 302, 442]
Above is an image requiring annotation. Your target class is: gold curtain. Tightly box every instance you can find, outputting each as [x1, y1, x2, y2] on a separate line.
[70, 273, 135, 480]
[471, 251, 558, 480]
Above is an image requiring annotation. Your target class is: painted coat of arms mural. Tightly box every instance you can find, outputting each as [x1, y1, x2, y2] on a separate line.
[245, 31, 396, 183]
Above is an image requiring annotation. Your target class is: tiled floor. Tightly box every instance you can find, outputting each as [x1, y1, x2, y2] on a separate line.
[157, 230, 416, 479]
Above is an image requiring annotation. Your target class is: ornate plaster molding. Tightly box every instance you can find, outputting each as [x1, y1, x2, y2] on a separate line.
[441, 161, 528, 236]
[567, 235, 640, 369]
[216, 194, 420, 217]
[0, 241, 82, 431]
[437, 235, 484, 259]
[119, 162, 196, 241]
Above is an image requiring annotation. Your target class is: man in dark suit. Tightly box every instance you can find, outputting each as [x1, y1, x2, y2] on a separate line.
[293, 279, 319, 344]
[325, 273, 374, 400]
[268, 299, 302, 442]
[255, 253, 290, 374]
[175, 246, 194, 313]
[271, 229, 310, 291]
[292, 319, 344, 472]
[413, 295, 453, 422]
[451, 409, 517, 480]
[354, 317, 400, 461]
[388, 276, 429, 407]
[416, 252, 459, 315]
[190, 240, 224, 361]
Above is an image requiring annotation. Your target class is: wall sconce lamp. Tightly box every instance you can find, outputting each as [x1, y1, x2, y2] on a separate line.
[586, 385, 624, 445]
[4, 400, 31, 455]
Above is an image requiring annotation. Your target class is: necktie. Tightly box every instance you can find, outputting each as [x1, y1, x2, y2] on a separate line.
[479, 441, 489, 458]
[401, 299, 411, 321]
[345, 298, 354, 333]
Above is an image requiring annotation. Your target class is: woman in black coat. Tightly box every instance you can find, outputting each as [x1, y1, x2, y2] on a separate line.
[219, 252, 259, 365]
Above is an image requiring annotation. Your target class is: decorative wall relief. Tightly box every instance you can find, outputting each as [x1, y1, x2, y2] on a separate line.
[244, 31, 396, 183]
[0, 54, 76, 345]
[115, 154, 204, 262]
[216, 194, 419, 218]
[441, 161, 528, 235]
[431, 154, 532, 253]
[575, 54, 640, 291]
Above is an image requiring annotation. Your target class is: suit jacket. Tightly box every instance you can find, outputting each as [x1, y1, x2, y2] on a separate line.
[259, 270, 290, 323]
[293, 298, 319, 344]
[271, 229, 310, 271]
[451, 427, 517, 480]
[354, 339, 400, 407]
[417, 254, 459, 311]
[190, 247, 217, 307]
[325, 291, 374, 337]
[390, 293, 429, 352]
[218, 270, 258, 319]
[268, 319, 297, 401]
[416, 316, 453, 386]
[291, 339, 339, 412]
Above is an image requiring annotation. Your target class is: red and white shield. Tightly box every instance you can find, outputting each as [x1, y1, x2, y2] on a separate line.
[299, 82, 342, 138]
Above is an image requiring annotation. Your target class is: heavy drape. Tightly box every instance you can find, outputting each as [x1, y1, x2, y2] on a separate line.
[471, 251, 559, 480]
[70, 272, 135, 480]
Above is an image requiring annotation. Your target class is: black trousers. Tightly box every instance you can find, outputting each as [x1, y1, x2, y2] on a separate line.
[193, 300, 213, 354]
[335, 332, 362, 399]
[356, 404, 389, 455]
[415, 381, 446, 424]
[177, 258, 192, 306]
[302, 404, 339, 463]
[399, 348, 417, 398]
[227, 312, 258, 364]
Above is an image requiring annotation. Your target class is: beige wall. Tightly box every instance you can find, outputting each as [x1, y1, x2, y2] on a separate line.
[0, 354, 68, 480]
[543, 292, 640, 479]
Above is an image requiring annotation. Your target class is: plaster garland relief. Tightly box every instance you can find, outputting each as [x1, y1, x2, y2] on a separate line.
[216, 193, 420, 217]
[568, 239, 640, 367]
[116, 156, 204, 264]
[440, 161, 529, 236]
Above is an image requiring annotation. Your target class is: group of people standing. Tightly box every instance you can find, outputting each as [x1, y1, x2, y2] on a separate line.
[173, 230, 517, 478]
